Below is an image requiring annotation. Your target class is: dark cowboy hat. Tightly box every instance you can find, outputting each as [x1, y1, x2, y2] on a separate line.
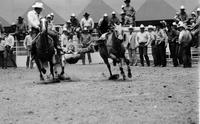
[83, 12, 90, 17]
[124, 0, 130, 3]
[17, 16, 24, 20]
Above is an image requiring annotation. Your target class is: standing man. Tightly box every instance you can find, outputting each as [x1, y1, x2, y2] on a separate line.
[122, 0, 136, 26]
[148, 25, 158, 67]
[178, 5, 188, 23]
[155, 23, 166, 67]
[0, 21, 4, 38]
[80, 27, 92, 65]
[167, 23, 179, 67]
[178, 23, 192, 68]
[110, 11, 120, 27]
[191, 8, 200, 47]
[136, 24, 150, 66]
[15, 16, 28, 41]
[98, 13, 110, 36]
[80, 12, 94, 34]
[23, 31, 34, 69]
[120, 11, 126, 26]
[4, 33, 17, 68]
[70, 13, 81, 43]
[63, 20, 74, 40]
[127, 25, 138, 66]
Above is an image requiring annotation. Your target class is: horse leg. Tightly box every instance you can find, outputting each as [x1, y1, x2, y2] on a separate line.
[124, 57, 132, 78]
[119, 59, 126, 80]
[35, 59, 44, 81]
[102, 57, 113, 79]
[49, 60, 54, 80]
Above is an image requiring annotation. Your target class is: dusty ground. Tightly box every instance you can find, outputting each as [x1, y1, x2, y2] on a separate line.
[0, 63, 199, 124]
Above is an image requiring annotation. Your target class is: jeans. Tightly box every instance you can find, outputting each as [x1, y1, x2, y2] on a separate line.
[139, 43, 150, 66]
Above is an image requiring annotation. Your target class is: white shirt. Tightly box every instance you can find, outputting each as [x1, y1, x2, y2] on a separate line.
[178, 30, 192, 44]
[27, 10, 42, 30]
[136, 31, 150, 44]
[23, 35, 33, 49]
[128, 32, 138, 49]
[5, 34, 15, 48]
[80, 17, 94, 29]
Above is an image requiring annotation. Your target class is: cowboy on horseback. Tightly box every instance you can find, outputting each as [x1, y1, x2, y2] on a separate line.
[27, 2, 61, 61]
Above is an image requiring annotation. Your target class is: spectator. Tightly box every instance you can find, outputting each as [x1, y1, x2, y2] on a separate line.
[110, 11, 120, 27]
[127, 25, 138, 66]
[98, 13, 110, 36]
[120, 11, 126, 26]
[23, 31, 34, 68]
[136, 24, 150, 66]
[167, 22, 179, 67]
[50, 13, 54, 23]
[63, 20, 73, 40]
[0, 36, 6, 69]
[178, 22, 192, 68]
[60, 28, 74, 52]
[70, 13, 81, 43]
[4, 33, 17, 68]
[148, 25, 158, 67]
[80, 12, 94, 34]
[155, 23, 166, 67]
[122, 0, 136, 26]
[178, 5, 188, 23]
[80, 27, 92, 65]
[15, 16, 28, 41]
[0, 21, 4, 38]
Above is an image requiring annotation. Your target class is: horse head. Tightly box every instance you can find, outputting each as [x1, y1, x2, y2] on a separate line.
[113, 23, 124, 41]
[40, 17, 48, 32]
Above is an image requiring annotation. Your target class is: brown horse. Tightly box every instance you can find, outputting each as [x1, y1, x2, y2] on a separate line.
[34, 18, 55, 81]
[96, 24, 132, 80]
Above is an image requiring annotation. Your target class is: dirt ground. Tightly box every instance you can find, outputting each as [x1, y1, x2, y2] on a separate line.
[0, 63, 199, 124]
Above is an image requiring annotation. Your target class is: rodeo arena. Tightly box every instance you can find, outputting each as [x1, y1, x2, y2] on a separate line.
[0, 0, 200, 123]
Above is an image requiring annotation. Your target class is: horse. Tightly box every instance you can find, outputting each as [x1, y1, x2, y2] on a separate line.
[95, 24, 132, 80]
[33, 18, 55, 81]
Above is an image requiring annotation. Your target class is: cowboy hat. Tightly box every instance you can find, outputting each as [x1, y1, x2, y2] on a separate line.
[32, 2, 44, 9]
[104, 13, 108, 17]
[17, 16, 24, 20]
[148, 25, 154, 29]
[71, 13, 76, 17]
[112, 11, 116, 15]
[191, 12, 196, 16]
[46, 14, 51, 18]
[140, 24, 145, 29]
[128, 25, 134, 30]
[197, 8, 200, 12]
[124, 0, 130, 3]
[63, 28, 67, 31]
[178, 21, 186, 29]
[180, 5, 185, 10]
[66, 20, 71, 23]
[50, 13, 54, 16]
[83, 12, 90, 17]
[120, 11, 125, 15]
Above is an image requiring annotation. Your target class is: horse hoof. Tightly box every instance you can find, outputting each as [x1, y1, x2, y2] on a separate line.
[109, 74, 119, 80]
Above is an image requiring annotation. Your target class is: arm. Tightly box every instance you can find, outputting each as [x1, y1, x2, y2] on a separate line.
[145, 33, 151, 46]
[27, 11, 40, 29]
[80, 19, 84, 29]
[23, 36, 27, 49]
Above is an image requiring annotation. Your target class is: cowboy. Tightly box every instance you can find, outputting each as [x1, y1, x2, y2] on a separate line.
[50, 13, 54, 22]
[155, 23, 166, 67]
[4, 33, 17, 68]
[63, 20, 74, 40]
[127, 25, 138, 66]
[122, 0, 136, 26]
[98, 13, 110, 36]
[191, 8, 200, 46]
[136, 24, 150, 66]
[15, 16, 28, 41]
[80, 12, 94, 33]
[167, 22, 179, 67]
[187, 12, 197, 26]
[177, 5, 188, 22]
[70, 13, 81, 42]
[120, 11, 126, 26]
[178, 22, 192, 68]
[23, 31, 34, 68]
[60, 28, 74, 52]
[110, 11, 120, 27]
[27, 2, 61, 59]
[80, 27, 92, 65]
[148, 25, 158, 67]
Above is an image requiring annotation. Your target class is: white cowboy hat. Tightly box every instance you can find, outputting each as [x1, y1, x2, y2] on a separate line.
[191, 12, 196, 16]
[128, 25, 134, 30]
[71, 13, 76, 17]
[178, 22, 186, 29]
[120, 11, 125, 15]
[140, 24, 145, 28]
[104, 13, 108, 17]
[46, 14, 51, 18]
[172, 22, 177, 27]
[148, 25, 154, 29]
[121, 5, 125, 9]
[63, 28, 67, 31]
[112, 11, 116, 15]
[50, 13, 54, 16]
[66, 20, 71, 23]
[32, 2, 44, 9]
[180, 5, 185, 10]
[197, 8, 200, 11]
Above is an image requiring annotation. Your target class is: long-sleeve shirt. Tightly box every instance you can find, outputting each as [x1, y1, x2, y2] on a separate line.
[80, 17, 94, 29]
[27, 10, 42, 30]
[178, 30, 192, 47]
[23, 34, 33, 49]
[0, 40, 6, 51]
[128, 32, 138, 49]
[15, 22, 27, 34]
[5, 34, 15, 48]
[80, 33, 91, 46]
[148, 31, 157, 46]
[136, 31, 150, 44]
[155, 29, 165, 44]
[123, 5, 136, 19]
